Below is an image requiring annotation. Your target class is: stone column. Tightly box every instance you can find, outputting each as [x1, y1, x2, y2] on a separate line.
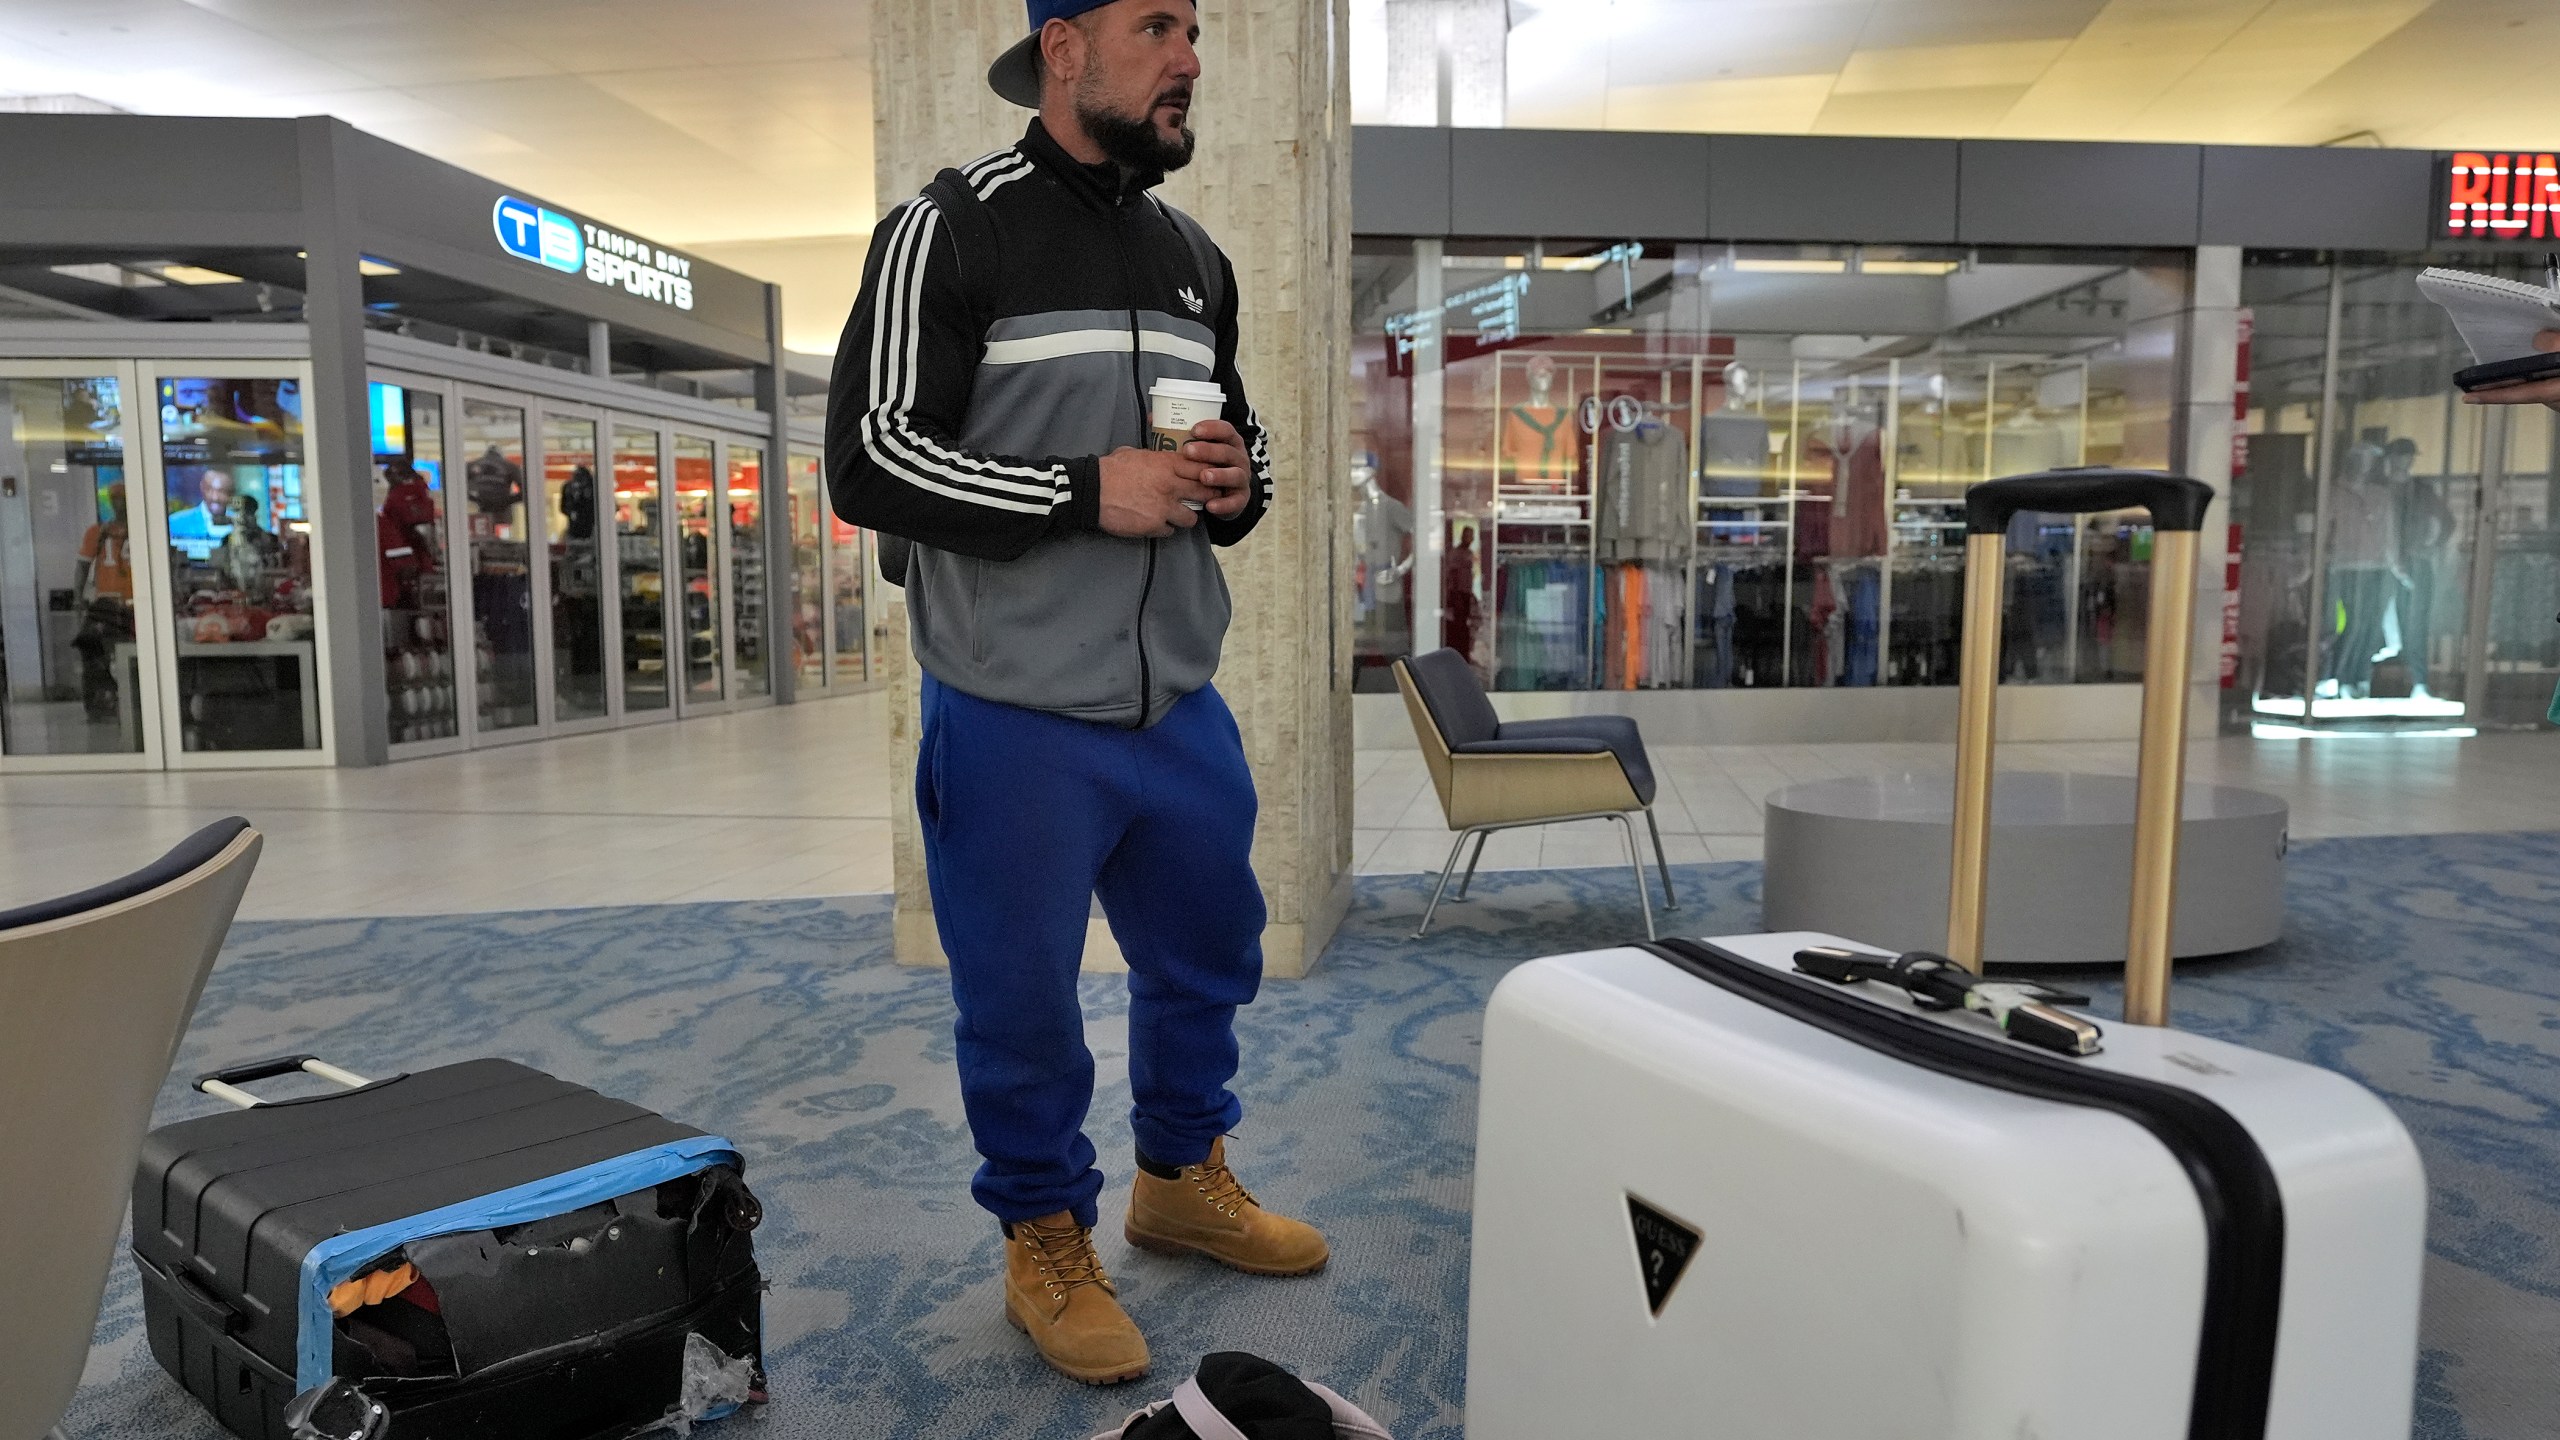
[296, 117, 389, 767]
[871, 0, 1355, 979]
[2178, 246, 2242, 737]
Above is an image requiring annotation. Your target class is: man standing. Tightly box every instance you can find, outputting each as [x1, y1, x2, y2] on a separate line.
[827, 0, 1326, 1388]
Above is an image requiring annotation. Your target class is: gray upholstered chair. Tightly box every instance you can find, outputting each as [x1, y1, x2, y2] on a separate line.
[1, 817, 262, 1440]
[1393, 649, 1673, 939]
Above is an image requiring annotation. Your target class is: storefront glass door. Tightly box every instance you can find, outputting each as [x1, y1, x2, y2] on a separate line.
[672, 433, 724, 707]
[0, 368, 160, 765]
[788, 449, 825, 691]
[459, 398, 537, 735]
[541, 409, 609, 726]
[370, 380, 460, 749]
[154, 369, 325, 756]
[727, 442, 769, 700]
[829, 515, 869, 686]
[1357, 241, 2186, 699]
[2233, 257, 2493, 733]
[2482, 402, 2559, 726]
[612, 425, 672, 715]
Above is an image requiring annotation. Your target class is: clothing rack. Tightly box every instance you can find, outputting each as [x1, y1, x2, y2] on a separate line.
[1473, 350, 2096, 693]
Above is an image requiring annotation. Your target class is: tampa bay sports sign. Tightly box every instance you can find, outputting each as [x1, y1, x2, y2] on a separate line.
[491, 195, 697, 312]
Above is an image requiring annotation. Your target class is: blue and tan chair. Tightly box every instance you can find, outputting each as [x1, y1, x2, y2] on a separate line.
[1, 817, 262, 1440]
[1392, 649, 1674, 939]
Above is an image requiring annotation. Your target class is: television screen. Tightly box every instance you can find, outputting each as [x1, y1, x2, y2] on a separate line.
[370, 381, 406, 458]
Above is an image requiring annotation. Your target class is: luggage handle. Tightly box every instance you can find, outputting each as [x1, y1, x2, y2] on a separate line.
[1961, 466, 2215, 535]
[1947, 469, 2216, 1028]
[196, 1055, 374, 1109]
[166, 1265, 246, 1334]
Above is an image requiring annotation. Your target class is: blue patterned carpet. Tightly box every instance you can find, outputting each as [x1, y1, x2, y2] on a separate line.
[61, 832, 2560, 1440]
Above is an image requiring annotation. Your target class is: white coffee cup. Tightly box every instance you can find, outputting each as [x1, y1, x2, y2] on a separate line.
[1150, 377, 1227, 511]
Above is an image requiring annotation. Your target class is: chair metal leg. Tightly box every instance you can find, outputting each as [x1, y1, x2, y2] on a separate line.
[49, 1427, 73, 1440]
[1453, 830, 1490, 900]
[1414, 830, 1476, 940]
[1616, 813, 1657, 941]
[1645, 807, 1678, 910]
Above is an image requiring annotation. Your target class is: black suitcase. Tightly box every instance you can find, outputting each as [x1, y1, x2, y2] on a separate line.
[132, 1056, 765, 1440]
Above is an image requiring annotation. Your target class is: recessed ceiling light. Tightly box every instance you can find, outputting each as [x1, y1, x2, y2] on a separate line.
[359, 258, 403, 277]
[157, 265, 243, 286]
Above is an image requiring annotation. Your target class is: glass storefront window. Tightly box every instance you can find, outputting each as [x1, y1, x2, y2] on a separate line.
[728, 443, 768, 700]
[788, 450, 825, 690]
[461, 399, 535, 732]
[2232, 254, 2517, 731]
[2489, 402, 2560, 724]
[1, 376, 140, 756]
[159, 375, 320, 751]
[829, 515, 868, 686]
[1351, 240, 2185, 694]
[673, 434, 722, 703]
[543, 412, 607, 723]
[613, 426, 670, 714]
[370, 382, 457, 745]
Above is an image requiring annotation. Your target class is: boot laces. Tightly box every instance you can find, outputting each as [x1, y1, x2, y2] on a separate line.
[1190, 1158, 1258, 1219]
[1018, 1217, 1113, 1298]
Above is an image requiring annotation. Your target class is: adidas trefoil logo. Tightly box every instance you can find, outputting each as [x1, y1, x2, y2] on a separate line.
[1178, 286, 1204, 314]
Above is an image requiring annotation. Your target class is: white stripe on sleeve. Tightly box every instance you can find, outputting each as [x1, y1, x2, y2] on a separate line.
[860, 198, 1074, 512]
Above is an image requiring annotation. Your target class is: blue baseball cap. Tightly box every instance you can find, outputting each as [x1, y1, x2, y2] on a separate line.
[989, 0, 1117, 109]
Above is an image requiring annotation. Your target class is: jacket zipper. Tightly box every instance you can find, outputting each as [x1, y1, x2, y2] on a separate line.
[1115, 190, 1158, 729]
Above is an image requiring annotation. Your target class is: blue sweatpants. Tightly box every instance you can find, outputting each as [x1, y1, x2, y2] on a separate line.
[917, 672, 1267, 1227]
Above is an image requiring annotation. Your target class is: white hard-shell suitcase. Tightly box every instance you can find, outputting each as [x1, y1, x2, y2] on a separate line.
[1466, 471, 2427, 1440]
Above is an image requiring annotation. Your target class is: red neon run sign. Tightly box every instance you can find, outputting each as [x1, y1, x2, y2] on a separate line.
[2444, 152, 2560, 239]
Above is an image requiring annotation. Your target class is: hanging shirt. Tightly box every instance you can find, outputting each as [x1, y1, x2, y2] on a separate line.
[1808, 425, 1889, 559]
[1699, 411, 1770, 496]
[1505, 405, 1577, 486]
[1598, 421, 1690, 560]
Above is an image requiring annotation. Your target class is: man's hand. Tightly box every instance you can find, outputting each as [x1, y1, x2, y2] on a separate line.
[2462, 330, 2560, 412]
[1181, 420, 1254, 519]
[1096, 420, 1253, 536]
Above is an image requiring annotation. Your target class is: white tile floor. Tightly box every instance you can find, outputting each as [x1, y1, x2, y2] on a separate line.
[1352, 728, 2560, 879]
[5, 692, 2556, 921]
[0, 696, 896, 920]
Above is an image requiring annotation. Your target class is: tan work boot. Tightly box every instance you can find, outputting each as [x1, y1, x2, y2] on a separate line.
[1003, 1212, 1150, 1386]
[1124, 1138, 1331, 1277]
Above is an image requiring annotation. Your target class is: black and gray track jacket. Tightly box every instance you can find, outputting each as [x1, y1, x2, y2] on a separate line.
[825, 119, 1273, 728]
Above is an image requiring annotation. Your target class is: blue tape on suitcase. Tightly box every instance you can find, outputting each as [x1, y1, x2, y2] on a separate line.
[131, 1058, 765, 1440]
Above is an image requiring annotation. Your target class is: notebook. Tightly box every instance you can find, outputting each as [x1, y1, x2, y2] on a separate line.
[2416, 265, 2560, 365]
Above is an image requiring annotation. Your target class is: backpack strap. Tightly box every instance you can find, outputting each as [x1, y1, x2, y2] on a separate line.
[1170, 1377, 1252, 1440]
[873, 168, 1003, 589]
[1149, 195, 1226, 330]
[920, 166, 1004, 336]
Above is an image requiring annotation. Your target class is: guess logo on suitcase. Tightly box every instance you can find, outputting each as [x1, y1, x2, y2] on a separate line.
[1625, 1196, 1701, 1316]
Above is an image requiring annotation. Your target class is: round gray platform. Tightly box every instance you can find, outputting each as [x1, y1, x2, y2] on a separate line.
[1761, 772, 2288, 966]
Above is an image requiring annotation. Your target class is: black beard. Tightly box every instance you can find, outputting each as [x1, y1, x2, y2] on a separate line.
[1078, 98, 1196, 173]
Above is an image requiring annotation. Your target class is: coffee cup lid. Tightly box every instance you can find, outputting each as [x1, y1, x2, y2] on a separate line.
[1151, 377, 1226, 401]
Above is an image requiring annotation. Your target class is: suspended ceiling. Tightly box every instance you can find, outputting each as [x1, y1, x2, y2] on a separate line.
[0, 0, 2554, 354]
[1474, 0, 2560, 148]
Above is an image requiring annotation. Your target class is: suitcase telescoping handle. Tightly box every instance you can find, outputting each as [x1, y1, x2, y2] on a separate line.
[1948, 468, 2215, 1027]
[196, 1054, 375, 1109]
